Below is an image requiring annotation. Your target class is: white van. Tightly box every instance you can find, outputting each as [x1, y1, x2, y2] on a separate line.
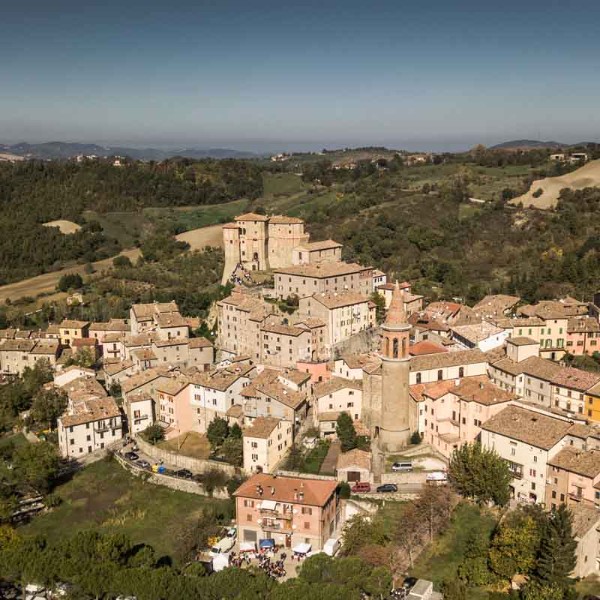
[323, 538, 340, 557]
[209, 536, 235, 557]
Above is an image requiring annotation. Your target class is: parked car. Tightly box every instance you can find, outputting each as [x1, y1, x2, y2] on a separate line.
[376, 483, 398, 493]
[225, 527, 237, 539]
[124, 452, 139, 461]
[175, 469, 193, 479]
[137, 460, 151, 469]
[350, 481, 371, 493]
[391, 461, 413, 472]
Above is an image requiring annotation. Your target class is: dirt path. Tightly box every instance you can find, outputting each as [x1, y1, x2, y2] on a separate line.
[0, 224, 223, 304]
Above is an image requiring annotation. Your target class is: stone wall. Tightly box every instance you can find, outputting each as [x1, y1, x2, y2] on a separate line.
[333, 328, 380, 358]
[380, 471, 428, 485]
[135, 435, 237, 477]
[275, 469, 337, 482]
[114, 453, 229, 499]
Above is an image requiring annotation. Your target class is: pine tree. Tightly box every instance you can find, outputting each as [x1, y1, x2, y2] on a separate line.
[336, 412, 357, 452]
[535, 505, 577, 590]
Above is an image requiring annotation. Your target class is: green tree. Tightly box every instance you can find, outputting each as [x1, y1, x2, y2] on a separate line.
[113, 255, 132, 268]
[520, 581, 564, 600]
[57, 273, 83, 292]
[369, 292, 386, 324]
[535, 505, 577, 591]
[12, 441, 59, 494]
[229, 423, 242, 439]
[336, 412, 357, 452]
[458, 529, 493, 586]
[30, 387, 67, 430]
[489, 510, 542, 581]
[206, 417, 229, 450]
[143, 424, 165, 444]
[221, 436, 243, 466]
[410, 431, 422, 445]
[449, 442, 512, 506]
[441, 577, 467, 600]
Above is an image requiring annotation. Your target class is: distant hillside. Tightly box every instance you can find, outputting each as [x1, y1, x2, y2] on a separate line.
[510, 159, 600, 209]
[489, 139, 564, 150]
[0, 142, 258, 161]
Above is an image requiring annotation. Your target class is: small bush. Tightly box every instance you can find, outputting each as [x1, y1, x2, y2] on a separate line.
[45, 493, 62, 508]
[532, 188, 544, 198]
[338, 482, 351, 499]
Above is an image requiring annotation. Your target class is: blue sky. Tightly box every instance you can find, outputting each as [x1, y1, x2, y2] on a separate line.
[2, 0, 600, 151]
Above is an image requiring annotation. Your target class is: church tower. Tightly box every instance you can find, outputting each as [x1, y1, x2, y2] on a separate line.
[377, 281, 413, 451]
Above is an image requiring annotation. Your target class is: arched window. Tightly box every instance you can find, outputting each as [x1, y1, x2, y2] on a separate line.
[401, 338, 406, 357]
[459, 367, 464, 378]
[416, 372, 422, 384]
[393, 338, 399, 359]
[437, 369, 443, 381]
[385, 337, 390, 356]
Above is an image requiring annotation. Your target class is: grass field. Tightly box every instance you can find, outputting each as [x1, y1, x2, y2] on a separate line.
[159, 432, 211, 459]
[411, 503, 497, 590]
[262, 172, 306, 197]
[21, 459, 229, 561]
[83, 210, 148, 247]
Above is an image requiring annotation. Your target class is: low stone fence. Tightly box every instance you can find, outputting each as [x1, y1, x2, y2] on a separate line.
[380, 471, 428, 485]
[275, 469, 337, 481]
[114, 453, 229, 499]
[135, 435, 237, 477]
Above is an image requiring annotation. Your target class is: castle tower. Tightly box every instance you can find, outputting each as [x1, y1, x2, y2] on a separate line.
[377, 281, 413, 452]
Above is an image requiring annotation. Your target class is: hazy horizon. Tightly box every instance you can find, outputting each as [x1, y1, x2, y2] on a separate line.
[2, 0, 600, 151]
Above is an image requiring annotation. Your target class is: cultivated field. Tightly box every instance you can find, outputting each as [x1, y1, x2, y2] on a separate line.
[0, 224, 223, 303]
[42, 220, 82, 234]
[511, 159, 600, 209]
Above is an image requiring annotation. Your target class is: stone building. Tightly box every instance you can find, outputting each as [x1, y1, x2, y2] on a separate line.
[222, 213, 310, 283]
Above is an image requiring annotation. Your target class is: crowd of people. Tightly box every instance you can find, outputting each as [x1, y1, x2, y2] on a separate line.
[227, 550, 287, 579]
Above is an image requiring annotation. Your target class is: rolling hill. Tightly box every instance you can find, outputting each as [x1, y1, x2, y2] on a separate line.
[510, 159, 600, 209]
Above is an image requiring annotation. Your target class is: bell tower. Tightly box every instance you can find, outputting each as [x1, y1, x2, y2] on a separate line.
[377, 281, 413, 451]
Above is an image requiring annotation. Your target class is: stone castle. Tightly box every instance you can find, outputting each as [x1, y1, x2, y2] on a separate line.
[222, 213, 308, 283]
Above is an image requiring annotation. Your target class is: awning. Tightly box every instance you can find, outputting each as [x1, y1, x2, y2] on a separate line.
[239, 542, 256, 553]
[212, 553, 229, 572]
[259, 539, 275, 549]
[293, 543, 312, 555]
[259, 500, 277, 511]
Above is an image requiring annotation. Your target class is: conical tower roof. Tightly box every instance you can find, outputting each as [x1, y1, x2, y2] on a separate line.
[384, 281, 408, 328]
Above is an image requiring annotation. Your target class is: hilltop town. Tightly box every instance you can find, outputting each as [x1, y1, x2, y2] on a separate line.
[3, 205, 600, 597]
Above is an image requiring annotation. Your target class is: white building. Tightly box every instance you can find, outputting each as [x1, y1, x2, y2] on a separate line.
[480, 405, 573, 504]
[243, 417, 292, 474]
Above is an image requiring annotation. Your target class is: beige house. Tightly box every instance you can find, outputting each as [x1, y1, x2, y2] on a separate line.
[546, 446, 600, 509]
[274, 262, 373, 300]
[409, 348, 488, 385]
[410, 375, 516, 458]
[57, 376, 123, 458]
[299, 292, 375, 350]
[243, 417, 292, 474]
[130, 301, 183, 336]
[0, 339, 60, 375]
[571, 504, 600, 578]
[241, 368, 309, 431]
[88, 319, 130, 343]
[292, 240, 342, 266]
[480, 405, 574, 504]
[336, 448, 372, 483]
[313, 377, 363, 437]
[59, 319, 90, 346]
[376, 282, 423, 314]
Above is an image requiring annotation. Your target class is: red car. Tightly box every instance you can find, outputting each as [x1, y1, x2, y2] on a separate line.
[351, 481, 371, 493]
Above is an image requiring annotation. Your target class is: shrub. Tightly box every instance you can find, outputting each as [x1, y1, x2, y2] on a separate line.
[410, 431, 422, 445]
[142, 424, 165, 444]
[45, 493, 62, 508]
[338, 482, 351, 499]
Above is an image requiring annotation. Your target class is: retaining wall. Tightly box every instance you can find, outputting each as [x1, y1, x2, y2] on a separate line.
[114, 453, 229, 499]
[135, 435, 237, 477]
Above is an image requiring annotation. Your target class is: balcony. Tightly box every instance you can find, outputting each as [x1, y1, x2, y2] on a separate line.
[259, 508, 293, 520]
[261, 521, 292, 533]
[509, 470, 523, 480]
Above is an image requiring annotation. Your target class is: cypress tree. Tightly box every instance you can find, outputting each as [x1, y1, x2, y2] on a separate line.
[536, 505, 577, 590]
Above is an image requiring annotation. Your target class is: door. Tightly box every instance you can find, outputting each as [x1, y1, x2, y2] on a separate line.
[285, 535, 292, 548]
[347, 471, 361, 482]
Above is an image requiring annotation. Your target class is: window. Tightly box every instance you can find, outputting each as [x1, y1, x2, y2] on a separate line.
[70, 439, 74, 445]
[304, 522, 310, 529]
[437, 370, 443, 381]
[458, 367, 464, 378]
[416, 373, 422, 384]
[301, 507, 312, 515]
[552, 490, 556, 499]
